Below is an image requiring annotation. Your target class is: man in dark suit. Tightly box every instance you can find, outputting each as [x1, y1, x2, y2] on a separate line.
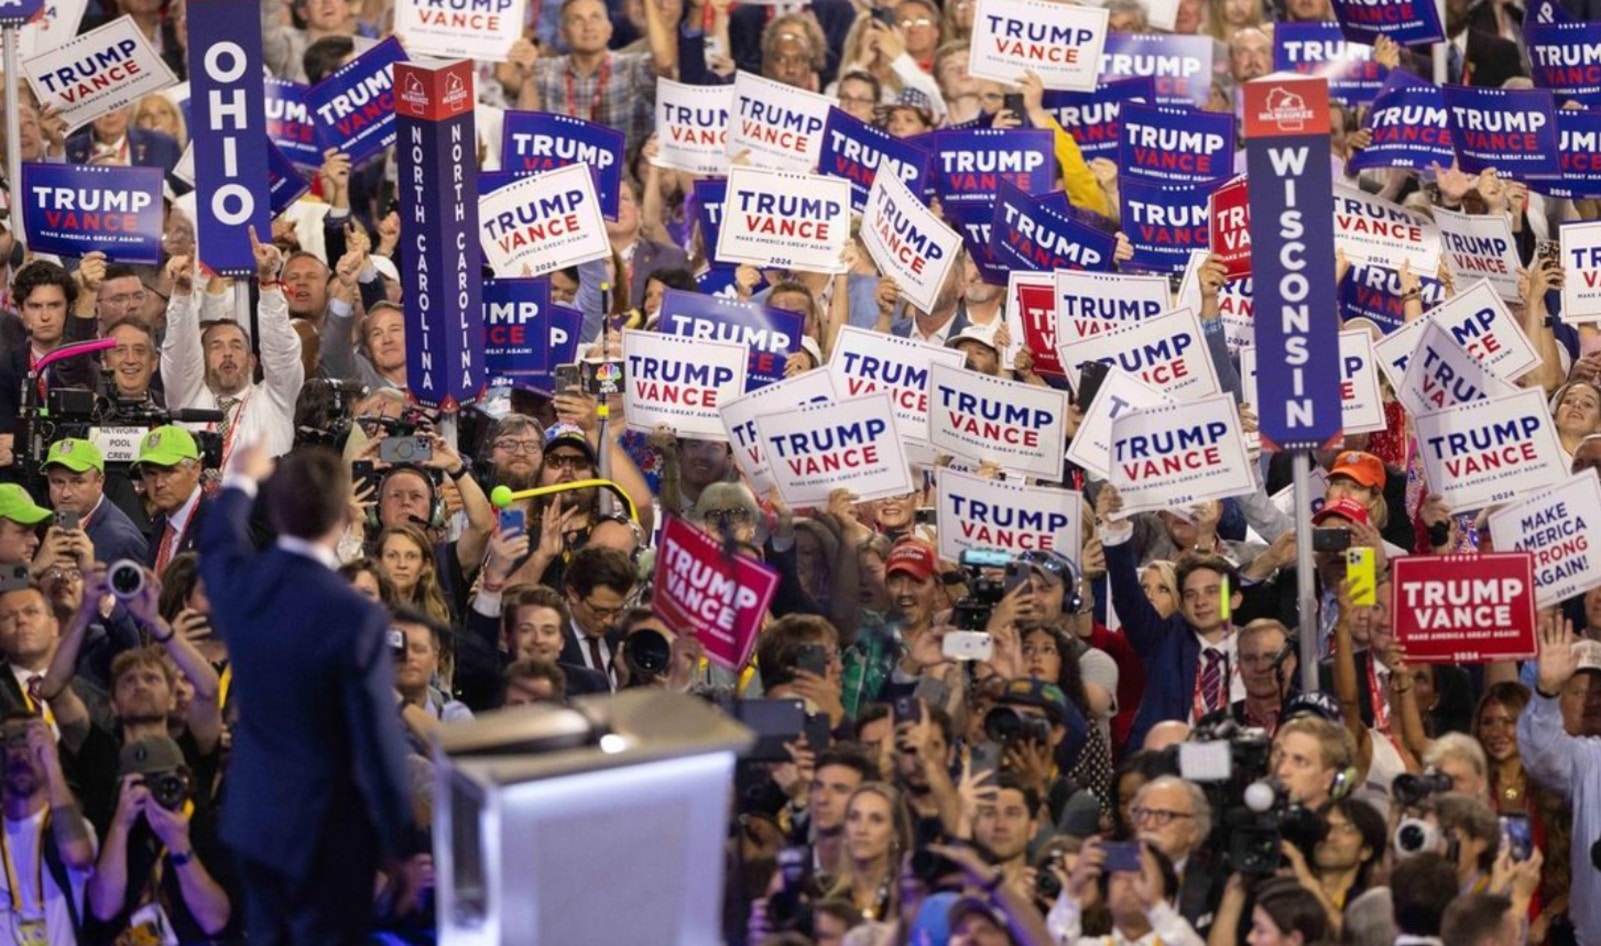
[137, 427, 209, 575]
[0, 261, 102, 462]
[558, 546, 636, 692]
[607, 179, 689, 315]
[1447, 0, 1526, 87]
[200, 441, 411, 945]
[890, 258, 971, 344]
[65, 108, 183, 181]
[42, 438, 149, 566]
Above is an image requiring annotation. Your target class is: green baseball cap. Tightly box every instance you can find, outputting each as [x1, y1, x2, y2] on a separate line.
[44, 437, 104, 474]
[0, 484, 51, 526]
[136, 426, 200, 468]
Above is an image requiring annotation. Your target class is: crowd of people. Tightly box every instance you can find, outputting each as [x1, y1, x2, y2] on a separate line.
[0, 0, 1600, 939]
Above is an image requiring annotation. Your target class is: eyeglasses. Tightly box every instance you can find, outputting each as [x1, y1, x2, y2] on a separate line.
[494, 439, 542, 455]
[544, 454, 592, 471]
[103, 290, 148, 307]
[42, 567, 82, 583]
[1131, 806, 1194, 827]
[704, 508, 753, 526]
[581, 597, 627, 619]
[899, 16, 934, 27]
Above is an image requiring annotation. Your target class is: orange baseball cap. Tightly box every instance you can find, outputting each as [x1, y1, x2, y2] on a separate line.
[1329, 451, 1385, 490]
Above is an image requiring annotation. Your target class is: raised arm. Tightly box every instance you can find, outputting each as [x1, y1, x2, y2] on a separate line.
[158, 255, 209, 410]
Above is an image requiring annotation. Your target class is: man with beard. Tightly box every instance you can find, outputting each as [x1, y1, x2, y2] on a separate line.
[160, 233, 305, 461]
[892, 256, 969, 344]
[0, 715, 97, 940]
[529, 416, 653, 588]
[972, 776, 1041, 890]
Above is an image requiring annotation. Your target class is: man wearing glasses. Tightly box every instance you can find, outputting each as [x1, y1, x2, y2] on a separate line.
[1128, 775, 1223, 935]
[559, 547, 637, 691]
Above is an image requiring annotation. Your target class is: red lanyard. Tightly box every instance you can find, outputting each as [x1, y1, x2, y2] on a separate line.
[1367, 655, 1391, 733]
[564, 56, 610, 124]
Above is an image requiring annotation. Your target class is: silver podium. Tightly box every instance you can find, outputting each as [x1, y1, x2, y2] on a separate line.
[433, 690, 754, 946]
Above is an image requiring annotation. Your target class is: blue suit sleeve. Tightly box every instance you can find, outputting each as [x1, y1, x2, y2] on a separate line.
[343, 605, 416, 857]
[1105, 538, 1168, 658]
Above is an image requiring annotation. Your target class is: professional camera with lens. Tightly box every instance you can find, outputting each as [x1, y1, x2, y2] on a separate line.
[984, 706, 1052, 744]
[1223, 783, 1323, 875]
[1176, 717, 1317, 874]
[1392, 770, 1455, 809]
[953, 548, 1011, 632]
[622, 629, 672, 680]
[143, 770, 192, 812]
[107, 559, 146, 601]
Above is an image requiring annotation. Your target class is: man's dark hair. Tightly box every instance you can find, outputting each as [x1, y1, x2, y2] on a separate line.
[1441, 893, 1513, 946]
[837, 69, 884, 103]
[100, 263, 138, 286]
[501, 584, 572, 647]
[563, 546, 635, 599]
[1174, 554, 1241, 604]
[156, 552, 202, 621]
[755, 613, 839, 691]
[505, 658, 566, 703]
[12, 260, 78, 312]
[1391, 853, 1460, 936]
[104, 315, 157, 345]
[303, 36, 355, 83]
[392, 607, 450, 650]
[645, 267, 697, 295]
[993, 773, 1041, 818]
[1253, 877, 1330, 944]
[854, 702, 890, 740]
[268, 448, 350, 539]
[1433, 792, 1500, 870]
[815, 744, 878, 784]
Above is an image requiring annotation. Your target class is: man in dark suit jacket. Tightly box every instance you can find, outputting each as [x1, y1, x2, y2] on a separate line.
[41, 437, 149, 566]
[136, 427, 210, 574]
[200, 442, 411, 945]
[557, 546, 636, 692]
[608, 178, 690, 314]
[65, 115, 183, 181]
[1447, 0, 1526, 87]
[0, 262, 102, 450]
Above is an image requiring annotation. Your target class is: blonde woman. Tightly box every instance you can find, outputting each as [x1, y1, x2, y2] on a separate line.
[828, 783, 913, 922]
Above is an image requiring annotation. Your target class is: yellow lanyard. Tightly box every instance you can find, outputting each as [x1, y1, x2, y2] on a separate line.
[19, 683, 55, 729]
[0, 811, 50, 917]
[218, 664, 232, 715]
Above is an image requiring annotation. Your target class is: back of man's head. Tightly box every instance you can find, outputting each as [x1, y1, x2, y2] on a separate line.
[1392, 853, 1460, 937]
[268, 448, 349, 540]
[1442, 893, 1514, 946]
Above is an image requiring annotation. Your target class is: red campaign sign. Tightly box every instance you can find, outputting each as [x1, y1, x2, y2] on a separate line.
[1391, 553, 1537, 664]
[652, 515, 780, 672]
[1209, 177, 1251, 280]
[1016, 283, 1064, 377]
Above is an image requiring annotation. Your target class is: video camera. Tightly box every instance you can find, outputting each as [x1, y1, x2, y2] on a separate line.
[16, 386, 224, 480]
[1177, 716, 1320, 875]
[952, 548, 1025, 632]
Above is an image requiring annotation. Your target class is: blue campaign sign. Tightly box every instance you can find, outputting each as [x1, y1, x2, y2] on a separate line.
[1528, 22, 1601, 107]
[693, 178, 727, 263]
[305, 35, 406, 165]
[499, 110, 626, 219]
[1119, 176, 1217, 274]
[1243, 76, 1344, 451]
[1531, 108, 1601, 199]
[1339, 262, 1445, 334]
[1530, 0, 1571, 23]
[1347, 70, 1454, 173]
[266, 140, 310, 216]
[1042, 77, 1156, 161]
[1273, 23, 1385, 107]
[1443, 85, 1560, 180]
[395, 60, 482, 410]
[696, 264, 765, 299]
[990, 180, 1115, 273]
[1118, 102, 1234, 186]
[264, 78, 321, 168]
[21, 163, 162, 264]
[818, 107, 931, 213]
[944, 204, 1011, 286]
[0, 0, 43, 28]
[928, 128, 1054, 208]
[1330, 0, 1443, 46]
[658, 289, 804, 392]
[188, 0, 272, 278]
[1099, 33, 1213, 106]
[484, 277, 551, 378]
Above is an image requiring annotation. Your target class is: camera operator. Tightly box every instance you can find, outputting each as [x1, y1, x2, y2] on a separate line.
[84, 735, 232, 942]
[102, 317, 163, 409]
[1047, 837, 1201, 946]
[1427, 793, 1501, 894]
[159, 233, 304, 462]
[984, 681, 1098, 836]
[0, 714, 97, 940]
[616, 610, 704, 693]
[42, 439, 148, 567]
[1271, 716, 1356, 811]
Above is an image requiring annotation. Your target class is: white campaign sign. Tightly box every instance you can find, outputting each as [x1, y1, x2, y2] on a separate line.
[968, 0, 1109, 91]
[1271, 465, 1330, 522]
[16, 0, 88, 59]
[720, 370, 837, 496]
[1338, 330, 1388, 435]
[394, 0, 525, 61]
[1372, 279, 1540, 389]
[653, 79, 732, 176]
[829, 326, 967, 445]
[622, 331, 748, 441]
[1108, 393, 1256, 517]
[1434, 206, 1522, 302]
[716, 166, 851, 274]
[1397, 318, 1516, 418]
[753, 393, 914, 506]
[1561, 221, 1601, 324]
[1414, 387, 1569, 512]
[1062, 369, 1173, 479]
[479, 163, 610, 276]
[936, 468, 1083, 566]
[727, 71, 833, 172]
[1056, 307, 1219, 400]
[1332, 184, 1441, 275]
[926, 361, 1071, 478]
[24, 16, 176, 130]
[862, 171, 961, 315]
[1488, 472, 1601, 608]
[1054, 270, 1171, 343]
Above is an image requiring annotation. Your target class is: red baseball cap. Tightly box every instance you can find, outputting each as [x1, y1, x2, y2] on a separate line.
[1312, 497, 1371, 527]
[885, 539, 937, 581]
[1328, 451, 1386, 490]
